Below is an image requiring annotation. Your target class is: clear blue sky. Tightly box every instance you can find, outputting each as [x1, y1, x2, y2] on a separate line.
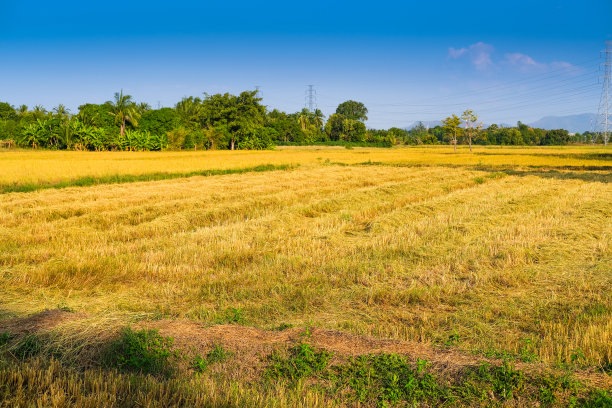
[1, 0, 610, 128]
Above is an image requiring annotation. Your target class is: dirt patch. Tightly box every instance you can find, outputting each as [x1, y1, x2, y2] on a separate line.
[0, 313, 609, 389]
[0, 309, 83, 335]
[143, 320, 612, 388]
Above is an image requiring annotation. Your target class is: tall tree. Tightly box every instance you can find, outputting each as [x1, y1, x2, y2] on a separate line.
[461, 109, 478, 152]
[336, 100, 368, 121]
[107, 90, 140, 137]
[442, 114, 462, 152]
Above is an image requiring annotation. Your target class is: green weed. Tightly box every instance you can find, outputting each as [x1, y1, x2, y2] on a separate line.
[0, 332, 11, 347]
[578, 390, 612, 407]
[192, 344, 233, 373]
[215, 307, 245, 324]
[463, 360, 525, 401]
[106, 327, 175, 376]
[333, 354, 447, 406]
[266, 342, 332, 382]
[14, 335, 42, 360]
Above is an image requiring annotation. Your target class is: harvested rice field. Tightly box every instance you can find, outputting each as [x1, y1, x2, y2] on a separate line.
[0, 146, 610, 407]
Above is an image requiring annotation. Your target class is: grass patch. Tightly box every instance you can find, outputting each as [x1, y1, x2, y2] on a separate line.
[266, 342, 332, 382]
[214, 307, 246, 324]
[14, 334, 42, 360]
[333, 354, 447, 406]
[191, 344, 233, 373]
[105, 327, 176, 376]
[0, 163, 295, 194]
[0, 332, 11, 347]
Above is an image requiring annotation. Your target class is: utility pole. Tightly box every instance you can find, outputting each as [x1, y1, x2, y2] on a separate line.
[305, 85, 317, 112]
[255, 86, 262, 99]
[597, 41, 611, 145]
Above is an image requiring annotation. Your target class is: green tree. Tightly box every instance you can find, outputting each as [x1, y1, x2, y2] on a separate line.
[336, 100, 368, 121]
[442, 114, 462, 152]
[461, 109, 478, 152]
[139, 108, 179, 137]
[0, 102, 17, 121]
[200, 91, 268, 150]
[107, 90, 140, 137]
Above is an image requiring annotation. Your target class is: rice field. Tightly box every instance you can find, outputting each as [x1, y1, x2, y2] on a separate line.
[0, 146, 610, 407]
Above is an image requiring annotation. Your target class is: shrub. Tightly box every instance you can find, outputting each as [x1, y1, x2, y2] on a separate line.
[106, 327, 175, 376]
[266, 342, 332, 382]
[333, 354, 446, 406]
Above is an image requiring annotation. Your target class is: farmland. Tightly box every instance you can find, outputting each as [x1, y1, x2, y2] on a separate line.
[0, 145, 611, 407]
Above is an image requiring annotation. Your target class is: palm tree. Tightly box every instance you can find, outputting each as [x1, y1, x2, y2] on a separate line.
[137, 102, 151, 114]
[312, 109, 325, 130]
[107, 90, 140, 137]
[175, 96, 202, 125]
[298, 108, 310, 131]
[18, 105, 28, 115]
[53, 104, 70, 118]
[32, 105, 47, 120]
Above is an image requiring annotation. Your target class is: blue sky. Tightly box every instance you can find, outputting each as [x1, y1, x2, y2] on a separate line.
[1, 0, 610, 128]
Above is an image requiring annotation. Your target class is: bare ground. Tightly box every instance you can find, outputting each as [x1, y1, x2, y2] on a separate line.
[1, 309, 609, 390]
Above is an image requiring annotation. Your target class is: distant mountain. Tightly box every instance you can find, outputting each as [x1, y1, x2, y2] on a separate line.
[528, 113, 596, 133]
[405, 120, 442, 130]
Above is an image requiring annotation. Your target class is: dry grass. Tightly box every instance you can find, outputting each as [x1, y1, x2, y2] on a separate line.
[0, 145, 610, 188]
[0, 146, 610, 406]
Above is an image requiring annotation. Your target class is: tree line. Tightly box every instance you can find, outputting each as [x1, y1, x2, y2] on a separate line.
[0, 91, 604, 151]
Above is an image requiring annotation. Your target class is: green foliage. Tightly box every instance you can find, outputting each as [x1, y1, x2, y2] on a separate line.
[325, 113, 366, 142]
[336, 100, 368, 121]
[578, 390, 612, 407]
[2, 94, 599, 150]
[0, 332, 11, 347]
[462, 360, 525, 401]
[14, 335, 42, 359]
[266, 342, 332, 382]
[541, 129, 571, 145]
[106, 328, 175, 376]
[334, 354, 446, 406]
[191, 344, 233, 373]
[139, 108, 179, 137]
[215, 307, 245, 324]
[56, 303, 75, 313]
[0, 102, 17, 120]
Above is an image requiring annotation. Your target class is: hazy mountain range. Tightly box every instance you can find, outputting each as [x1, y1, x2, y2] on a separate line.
[406, 113, 597, 133]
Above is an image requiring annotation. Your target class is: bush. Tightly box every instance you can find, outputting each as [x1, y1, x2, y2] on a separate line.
[266, 342, 332, 382]
[106, 327, 175, 376]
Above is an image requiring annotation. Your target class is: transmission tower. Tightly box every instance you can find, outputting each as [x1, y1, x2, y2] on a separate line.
[305, 85, 317, 112]
[597, 41, 612, 145]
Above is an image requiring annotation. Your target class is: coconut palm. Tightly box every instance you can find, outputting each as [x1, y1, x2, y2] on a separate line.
[312, 109, 325, 130]
[175, 96, 202, 125]
[53, 104, 70, 118]
[107, 90, 140, 137]
[298, 108, 309, 131]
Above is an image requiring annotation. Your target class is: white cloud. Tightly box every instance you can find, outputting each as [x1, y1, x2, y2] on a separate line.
[504, 52, 546, 72]
[448, 42, 494, 70]
[448, 47, 467, 58]
[449, 44, 581, 75]
[550, 61, 581, 74]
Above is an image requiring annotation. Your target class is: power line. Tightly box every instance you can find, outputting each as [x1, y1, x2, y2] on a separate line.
[597, 41, 611, 145]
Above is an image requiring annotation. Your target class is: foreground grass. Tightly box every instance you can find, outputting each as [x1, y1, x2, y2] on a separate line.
[0, 146, 610, 406]
[0, 324, 609, 407]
